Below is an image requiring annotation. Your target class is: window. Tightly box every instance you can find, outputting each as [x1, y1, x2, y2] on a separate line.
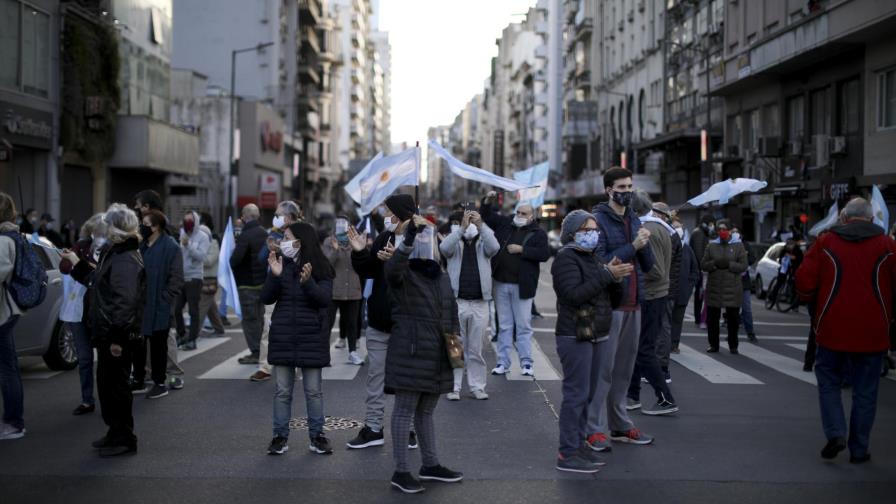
[878, 68, 896, 129]
[747, 109, 760, 150]
[838, 78, 859, 135]
[0, 0, 18, 90]
[763, 103, 780, 137]
[728, 114, 742, 150]
[809, 87, 831, 136]
[786, 95, 805, 141]
[0, 1, 50, 98]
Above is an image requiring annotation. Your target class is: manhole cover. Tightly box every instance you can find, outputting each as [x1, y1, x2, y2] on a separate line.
[289, 416, 365, 431]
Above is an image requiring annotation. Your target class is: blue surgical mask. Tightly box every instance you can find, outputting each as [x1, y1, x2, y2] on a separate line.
[574, 230, 600, 251]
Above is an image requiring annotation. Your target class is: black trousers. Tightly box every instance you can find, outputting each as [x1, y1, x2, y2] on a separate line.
[328, 299, 361, 352]
[805, 303, 817, 367]
[707, 306, 740, 350]
[628, 297, 675, 403]
[693, 271, 704, 322]
[132, 329, 169, 385]
[96, 339, 136, 446]
[175, 279, 202, 343]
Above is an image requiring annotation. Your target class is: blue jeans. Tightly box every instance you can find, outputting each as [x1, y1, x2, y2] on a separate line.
[494, 281, 533, 369]
[0, 316, 23, 429]
[814, 346, 883, 458]
[741, 290, 754, 334]
[273, 365, 324, 439]
[67, 322, 95, 406]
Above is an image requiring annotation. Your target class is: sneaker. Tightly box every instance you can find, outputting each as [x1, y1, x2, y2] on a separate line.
[408, 431, 418, 450]
[130, 381, 151, 394]
[706, 347, 719, 353]
[577, 446, 608, 466]
[348, 351, 364, 365]
[268, 435, 289, 455]
[586, 432, 612, 452]
[730, 348, 739, 355]
[238, 353, 260, 365]
[640, 377, 648, 383]
[178, 340, 197, 351]
[446, 391, 460, 401]
[391, 471, 424, 494]
[642, 398, 679, 416]
[72, 403, 95, 416]
[556, 453, 601, 474]
[0, 423, 25, 440]
[309, 434, 333, 454]
[610, 428, 654, 445]
[663, 369, 672, 384]
[146, 384, 169, 400]
[347, 426, 385, 449]
[250, 370, 271, 382]
[671, 346, 680, 354]
[491, 365, 509, 375]
[334, 338, 347, 349]
[821, 437, 847, 459]
[625, 397, 641, 410]
[803, 362, 814, 372]
[521, 365, 534, 377]
[167, 376, 184, 390]
[98, 443, 137, 457]
[222, 317, 231, 326]
[419, 464, 463, 483]
[470, 389, 489, 400]
[747, 333, 757, 342]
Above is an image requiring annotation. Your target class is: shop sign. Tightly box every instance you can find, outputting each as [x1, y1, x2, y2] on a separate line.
[258, 172, 281, 209]
[822, 179, 854, 202]
[1, 101, 52, 149]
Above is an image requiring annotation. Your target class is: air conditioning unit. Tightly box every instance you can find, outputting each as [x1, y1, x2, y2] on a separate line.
[787, 140, 803, 157]
[829, 136, 847, 155]
[757, 136, 781, 157]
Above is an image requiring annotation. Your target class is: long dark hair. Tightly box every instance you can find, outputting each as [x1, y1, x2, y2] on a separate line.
[287, 222, 334, 281]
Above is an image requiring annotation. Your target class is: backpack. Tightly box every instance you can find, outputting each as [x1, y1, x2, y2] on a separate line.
[1, 231, 48, 310]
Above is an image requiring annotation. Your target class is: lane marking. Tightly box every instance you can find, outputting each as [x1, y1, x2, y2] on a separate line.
[681, 333, 806, 341]
[671, 343, 763, 384]
[740, 342, 817, 386]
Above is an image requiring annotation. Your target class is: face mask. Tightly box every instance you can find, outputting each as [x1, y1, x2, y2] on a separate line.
[272, 215, 286, 229]
[383, 218, 398, 232]
[611, 190, 633, 207]
[45, 222, 54, 230]
[674, 227, 685, 240]
[280, 240, 300, 259]
[183, 220, 195, 234]
[731, 232, 741, 242]
[718, 230, 731, 242]
[29, 217, 38, 225]
[92, 236, 107, 250]
[513, 216, 529, 227]
[708, 223, 715, 233]
[139, 224, 153, 241]
[463, 223, 479, 240]
[450, 224, 460, 234]
[574, 230, 600, 251]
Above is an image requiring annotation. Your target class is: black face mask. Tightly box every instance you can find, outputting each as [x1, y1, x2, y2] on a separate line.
[139, 224, 153, 241]
[611, 190, 633, 208]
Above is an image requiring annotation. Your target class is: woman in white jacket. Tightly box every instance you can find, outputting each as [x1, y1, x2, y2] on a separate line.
[0, 192, 25, 440]
[198, 223, 225, 336]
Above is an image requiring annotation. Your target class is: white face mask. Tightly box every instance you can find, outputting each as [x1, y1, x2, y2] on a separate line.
[513, 215, 529, 227]
[674, 227, 685, 240]
[280, 240, 299, 259]
[92, 236, 107, 249]
[272, 215, 286, 229]
[450, 224, 460, 234]
[383, 217, 398, 232]
[463, 223, 479, 240]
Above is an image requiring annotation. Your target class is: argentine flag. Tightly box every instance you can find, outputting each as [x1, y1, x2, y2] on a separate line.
[514, 161, 549, 208]
[809, 201, 839, 237]
[428, 140, 529, 192]
[217, 217, 242, 319]
[345, 147, 420, 215]
[871, 185, 890, 232]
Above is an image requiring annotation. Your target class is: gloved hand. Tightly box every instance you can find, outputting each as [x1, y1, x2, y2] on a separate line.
[715, 256, 730, 269]
[403, 217, 419, 247]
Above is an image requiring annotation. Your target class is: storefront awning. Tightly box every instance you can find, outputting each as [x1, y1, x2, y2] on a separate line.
[107, 116, 199, 176]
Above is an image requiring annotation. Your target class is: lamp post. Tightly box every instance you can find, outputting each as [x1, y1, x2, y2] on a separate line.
[228, 42, 275, 219]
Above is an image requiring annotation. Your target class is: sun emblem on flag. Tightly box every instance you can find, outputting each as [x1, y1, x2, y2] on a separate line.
[380, 170, 390, 183]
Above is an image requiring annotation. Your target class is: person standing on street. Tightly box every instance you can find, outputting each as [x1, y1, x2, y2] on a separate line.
[551, 210, 630, 473]
[175, 211, 210, 351]
[323, 216, 364, 365]
[198, 221, 225, 337]
[669, 218, 699, 354]
[263, 223, 335, 457]
[385, 214, 463, 494]
[345, 195, 418, 451]
[230, 204, 268, 365]
[481, 192, 550, 377]
[0, 193, 25, 440]
[626, 192, 679, 415]
[135, 210, 184, 398]
[730, 226, 756, 342]
[796, 197, 896, 464]
[690, 215, 714, 327]
[64, 204, 145, 457]
[701, 220, 748, 354]
[37, 213, 65, 248]
[440, 208, 500, 401]
[586, 167, 656, 449]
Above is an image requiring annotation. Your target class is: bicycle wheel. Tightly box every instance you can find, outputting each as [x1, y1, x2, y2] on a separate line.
[765, 277, 778, 310]
[776, 281, 795, 313]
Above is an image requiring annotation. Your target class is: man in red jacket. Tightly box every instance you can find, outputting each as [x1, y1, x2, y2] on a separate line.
[796, 197, 896, 464]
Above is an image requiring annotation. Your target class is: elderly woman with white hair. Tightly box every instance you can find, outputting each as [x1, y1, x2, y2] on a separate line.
[63, 204, 145, 457]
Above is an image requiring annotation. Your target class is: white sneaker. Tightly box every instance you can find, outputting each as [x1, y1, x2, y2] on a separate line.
[446, 391, 460, 401]
[470, 390, 489, 400]
[521, 365, 534, 377]
[491, 365, 509, 375]
[334, 339, 347, 349]
[0, 423, 25, 440]
[348, 351, 364, 365]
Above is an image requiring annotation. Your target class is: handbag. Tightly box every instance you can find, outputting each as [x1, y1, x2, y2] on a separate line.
[574, 305, 596, 342]
[437, 277, 464, 369]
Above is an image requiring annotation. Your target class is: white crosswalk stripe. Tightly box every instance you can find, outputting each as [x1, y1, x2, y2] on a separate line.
[489, 339, 562, 381]
[671, 343, 763, 384]
[739, 342, 817, 386]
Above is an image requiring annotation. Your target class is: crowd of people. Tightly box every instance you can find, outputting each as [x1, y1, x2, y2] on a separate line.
[0, 166, 894, 491]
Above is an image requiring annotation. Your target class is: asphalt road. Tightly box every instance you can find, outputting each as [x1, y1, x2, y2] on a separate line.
[2, 260, 894, 503]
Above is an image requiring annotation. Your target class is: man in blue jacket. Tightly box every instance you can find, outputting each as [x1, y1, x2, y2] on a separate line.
[585, 167, 656, 450]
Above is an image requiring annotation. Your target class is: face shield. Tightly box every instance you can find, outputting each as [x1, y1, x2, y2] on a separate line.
[408, 225, 439, 262]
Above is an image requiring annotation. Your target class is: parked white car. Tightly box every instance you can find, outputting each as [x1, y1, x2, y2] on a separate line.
[753, 242, 786, 298]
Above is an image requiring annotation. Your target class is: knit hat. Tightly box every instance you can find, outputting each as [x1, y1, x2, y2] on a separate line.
[560, 209, 596, 245]
[385, 194, 417, 222]
[652, 202, 673, 218]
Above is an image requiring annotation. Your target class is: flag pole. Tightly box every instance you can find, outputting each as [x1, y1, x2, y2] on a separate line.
[414, 141, 420, 214]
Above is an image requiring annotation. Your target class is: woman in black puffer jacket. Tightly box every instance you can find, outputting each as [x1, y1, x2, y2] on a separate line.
[550, 210, 629, 474]
[384, 215, 463, 494]
[261, 222, 334, 457]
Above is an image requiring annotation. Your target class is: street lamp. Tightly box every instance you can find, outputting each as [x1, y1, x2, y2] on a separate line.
[228, 42, 275, 219]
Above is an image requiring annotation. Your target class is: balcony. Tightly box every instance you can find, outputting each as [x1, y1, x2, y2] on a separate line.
[296, 93, 319, 113]
[299, 0, 321, 25]
[301, 26, 320, 55]
[107, 116, 199, 176]
[574, 15, 592, 40]
[298, 64, 320, 85]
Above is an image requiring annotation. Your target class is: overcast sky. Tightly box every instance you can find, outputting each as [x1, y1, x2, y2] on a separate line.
[379, 0, 537, 146]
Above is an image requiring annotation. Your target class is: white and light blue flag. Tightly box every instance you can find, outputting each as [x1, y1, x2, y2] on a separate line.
[687, 178, 767, 206]
[514, 161, 549, 208]
[344, 147, 419, 215]
[872, 184, 890, 232]
[428, 140, 530, 192]
[217, 217, 242, 319]
[809, 201, 839, 237]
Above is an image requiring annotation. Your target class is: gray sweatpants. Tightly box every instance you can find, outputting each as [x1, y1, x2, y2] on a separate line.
[364, 326, 390, 432]
[587, 310, 642, 435]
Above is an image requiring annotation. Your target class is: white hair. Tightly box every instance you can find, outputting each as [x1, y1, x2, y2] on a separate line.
[103, 203, 139, 243]
[80, 213, 107, 240]
[276, 201, 301, 221]
[842, 197, 873, 222]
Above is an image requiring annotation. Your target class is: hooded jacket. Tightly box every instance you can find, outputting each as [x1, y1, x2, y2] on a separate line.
[592, 203, 655, 306]
[180, 211, 210, 281]
[796, 221, 896, 353]
[200, 225, 220, 279]
[480, 200, 550, 299]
